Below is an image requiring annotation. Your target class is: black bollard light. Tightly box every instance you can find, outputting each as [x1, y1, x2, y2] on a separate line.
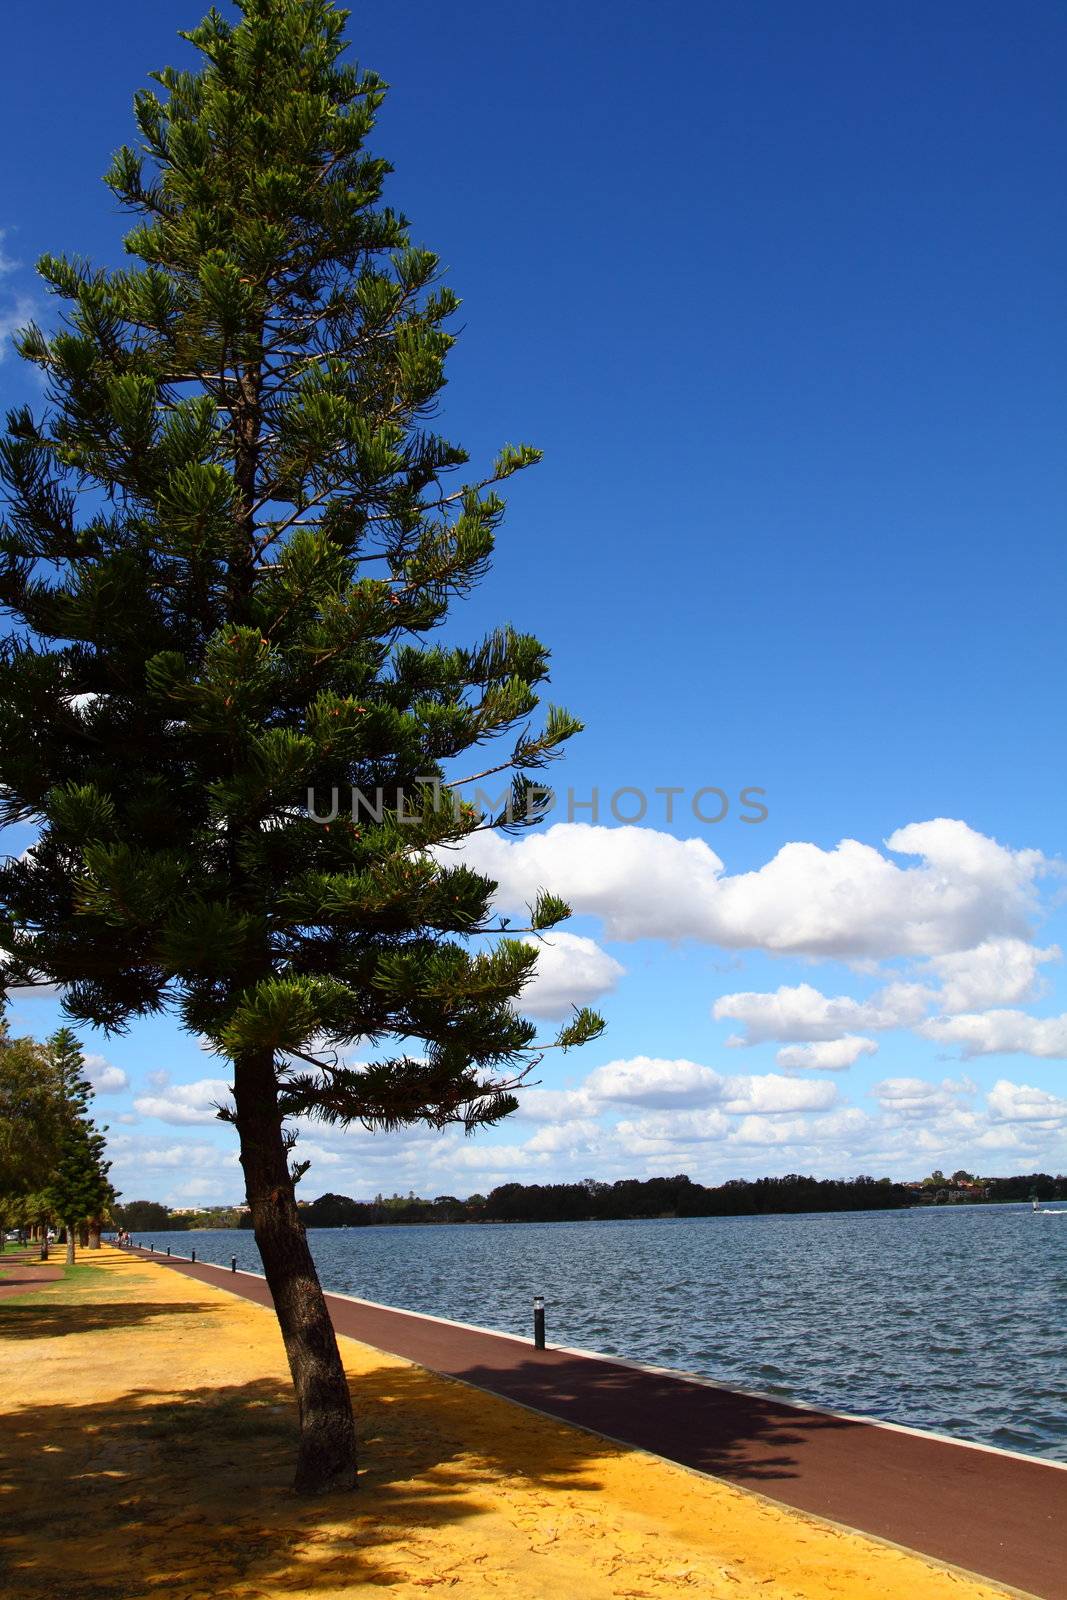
[167, 1247, 171, 1257]
[191, 1249, 196, 1263]
[533, 1294, 546, 1350]
[231, 1255, 237, 1273]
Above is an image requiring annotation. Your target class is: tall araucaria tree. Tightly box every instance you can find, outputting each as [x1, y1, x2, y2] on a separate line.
[0, 0, 602, 1493]
[45, 1028, 113, 1265]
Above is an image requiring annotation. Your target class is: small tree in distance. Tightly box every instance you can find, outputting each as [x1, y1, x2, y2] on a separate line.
[0, 0, 603, 1492]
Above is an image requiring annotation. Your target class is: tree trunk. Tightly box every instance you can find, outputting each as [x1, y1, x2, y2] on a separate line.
[225, 329, 355, 1492]
[65, 1223, 76, 1265]
[88, 1218, 102, 1249]
[79, 1222, 89, 1248]
[232, 1048, 357, 1493]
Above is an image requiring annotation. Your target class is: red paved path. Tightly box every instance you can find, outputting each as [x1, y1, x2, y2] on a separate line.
[124, 1245, 1066, 1598]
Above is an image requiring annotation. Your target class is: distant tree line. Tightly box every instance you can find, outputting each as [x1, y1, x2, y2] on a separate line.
[970, 1172, 1065, 1202]
[236, 1173, 916, 1228]
[285, 1171, 1067, 1225]
[113, 1200, 247, 1233]
[118, 1170, 1067, 1237]
[477, 1174, 910, 1221]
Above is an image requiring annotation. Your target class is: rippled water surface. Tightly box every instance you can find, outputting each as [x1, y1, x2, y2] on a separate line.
[132, 1205, 1067, 1460]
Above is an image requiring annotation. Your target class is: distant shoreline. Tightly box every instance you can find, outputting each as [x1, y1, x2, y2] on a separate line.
[129, 1193, 1058, 1233]
[116, 1169, 1066, 1237]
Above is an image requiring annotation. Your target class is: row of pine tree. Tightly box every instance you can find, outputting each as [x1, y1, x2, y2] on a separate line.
[0, 1024, 114, 1262]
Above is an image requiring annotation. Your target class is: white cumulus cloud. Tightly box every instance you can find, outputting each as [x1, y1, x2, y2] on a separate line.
[927, 937, 1060, 1014]
[871, 1076, 975, 1119]
[457, 818, 1048, 960]
[526, 1119, 604, 1153]
[728, 1110, 859, 1146]
[514, 1087, 595, 1122]
[986, 1080, 1067, 1125]
[718, 1074, 838, 1114]
[581, 1057, 837, 1115]
[776, 1036, 878, 1071]
[714, 981, 932, 1045]
[584, 1055, 723, 1108]
[518, 931, 624, 1018]
[83, 1054, 129, 1095]
[133, 1077, 234, 1126]
[614, 1107, 733, 1150]
[917, 1010, 1067, 1060]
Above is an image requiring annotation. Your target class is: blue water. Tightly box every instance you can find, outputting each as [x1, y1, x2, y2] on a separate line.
[129, 1204, 1067, 1461]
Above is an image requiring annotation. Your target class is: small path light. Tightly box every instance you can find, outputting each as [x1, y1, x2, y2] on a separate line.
[191, 1249, 196, 1262]
[533, 1294, 546, 1350]
[231, 1256, 237, 1273]
[166, 1247, 170, 1257]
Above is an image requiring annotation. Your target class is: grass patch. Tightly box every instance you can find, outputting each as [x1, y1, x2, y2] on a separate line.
[40, 1262, 114, 1293]
[56, 1260, 114, 1286]
[0, 1259, 119, 1307]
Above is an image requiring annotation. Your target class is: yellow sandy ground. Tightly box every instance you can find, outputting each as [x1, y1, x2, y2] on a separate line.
[0, 1248, 1013, 1600]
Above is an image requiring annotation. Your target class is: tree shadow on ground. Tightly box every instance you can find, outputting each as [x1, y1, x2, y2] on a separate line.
[0, 1272, 63, 1302]
[448, 1353, 853, 1486]
[0, 1363, 623, 1599]
[0, 1299, 218, 1338]
[0, 1250, 61, 1275]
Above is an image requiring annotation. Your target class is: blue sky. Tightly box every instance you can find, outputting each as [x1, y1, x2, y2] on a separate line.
[2, 0, 1065, 1204]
